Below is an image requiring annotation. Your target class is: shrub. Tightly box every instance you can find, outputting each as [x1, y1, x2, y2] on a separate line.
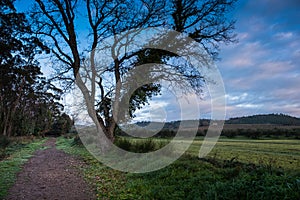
[71, 135, 83, 146]
[245, 129, 262, 139]
[114, 137, 132, 151]
[158, 129, 176, 138]
[114, 138, 157, 153]
[63, 132, 76, 139]
[0, 135, 10, 149]
[133, 139, 156, 153]
[222, 130, 237, 138]
[196, 129, 205, 136]
[0, 135, 11, 160]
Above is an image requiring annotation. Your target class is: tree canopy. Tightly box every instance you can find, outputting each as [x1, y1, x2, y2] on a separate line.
[0, 0, 71, 137]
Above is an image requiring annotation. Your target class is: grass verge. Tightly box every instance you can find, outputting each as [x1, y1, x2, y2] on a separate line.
[0, 138, 47, 199]
[56, 137, 129, 199]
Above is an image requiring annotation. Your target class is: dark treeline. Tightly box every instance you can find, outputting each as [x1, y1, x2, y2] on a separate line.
[117, 126, 300, 139]
[220, 128, 300, 139]
[135, 113, 300, 128]
[117, 114, 300, 139]
[0, 0, 71, 138]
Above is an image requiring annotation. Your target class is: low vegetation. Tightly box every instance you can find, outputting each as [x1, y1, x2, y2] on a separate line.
[56, 136, 300, 199]
[0, 137, 46, 199]
[114, 137, 166, 153]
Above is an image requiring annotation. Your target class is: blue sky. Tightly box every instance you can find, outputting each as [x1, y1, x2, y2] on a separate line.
[15, 0, 300, 121]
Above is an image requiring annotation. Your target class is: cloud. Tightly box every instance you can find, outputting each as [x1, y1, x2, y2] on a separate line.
[220, 39, 270, 70]
[275, 32, 294, 40]
[133, 100, 169, 122]
[236, 103, 262, 109]
[226, 93, 248, 102]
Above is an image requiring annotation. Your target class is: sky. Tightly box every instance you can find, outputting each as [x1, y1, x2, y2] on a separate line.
[14, 0, 300, 121]
[216, 0, 300, 119]
[134, 0, 300, 121]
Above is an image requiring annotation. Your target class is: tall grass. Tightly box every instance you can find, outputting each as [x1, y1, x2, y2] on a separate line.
[114, 137, 158, 153]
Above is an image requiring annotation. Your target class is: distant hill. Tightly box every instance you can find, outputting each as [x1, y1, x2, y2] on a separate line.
[226, 114, 300, 126]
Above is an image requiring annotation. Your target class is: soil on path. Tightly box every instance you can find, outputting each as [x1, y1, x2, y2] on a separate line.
[5, 138, 96, 200]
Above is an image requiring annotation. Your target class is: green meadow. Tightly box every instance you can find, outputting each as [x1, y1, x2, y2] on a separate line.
[187, 137, 300, 171]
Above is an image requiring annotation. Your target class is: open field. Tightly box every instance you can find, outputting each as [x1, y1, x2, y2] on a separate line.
[117, 136, 300, 171]
[188, 137, 300, 171]
[55, 136, 300, 199]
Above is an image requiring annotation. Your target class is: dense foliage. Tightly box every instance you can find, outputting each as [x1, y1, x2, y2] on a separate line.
[0, 0, 71, 137]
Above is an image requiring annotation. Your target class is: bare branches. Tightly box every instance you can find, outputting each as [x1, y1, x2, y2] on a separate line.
[171, 0, 237, 58]
[29, 0, 237, 143]
[35, 0, 70, 45]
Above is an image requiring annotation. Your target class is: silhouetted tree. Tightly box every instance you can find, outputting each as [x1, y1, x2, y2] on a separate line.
[30, 0, 237, 149]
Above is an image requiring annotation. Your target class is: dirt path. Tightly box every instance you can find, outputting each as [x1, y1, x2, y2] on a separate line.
[5, 138, 96, 200]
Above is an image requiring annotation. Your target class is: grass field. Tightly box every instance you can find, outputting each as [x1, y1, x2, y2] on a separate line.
[187, 137, 300, 171]
[56, 136, 300, 199]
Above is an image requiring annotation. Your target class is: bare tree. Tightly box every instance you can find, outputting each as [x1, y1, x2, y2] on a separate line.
[30, 0, 236, 149]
